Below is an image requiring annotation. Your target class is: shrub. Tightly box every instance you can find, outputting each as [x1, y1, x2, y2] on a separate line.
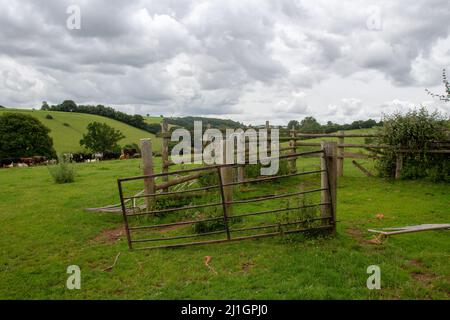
[49, 156, 75, 184]
[197, 171, 219, 187]
[0, 113, 56, 159]
[375, 107, 449, 182]
[63, 122, 70, 127]
[45, 114, 53, 120]
[243, 159, 290, 179]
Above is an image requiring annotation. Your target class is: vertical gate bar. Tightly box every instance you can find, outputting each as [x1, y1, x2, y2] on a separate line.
[217, 167, 232, 240]
[118, 180, 133, 249]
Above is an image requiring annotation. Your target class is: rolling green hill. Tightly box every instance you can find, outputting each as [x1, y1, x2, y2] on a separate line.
[0, 109, 162, 153]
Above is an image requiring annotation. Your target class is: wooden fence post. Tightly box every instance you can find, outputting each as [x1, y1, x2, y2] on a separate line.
[161, 118, 169, 191]
[395, 153, 403, 180]
[289, 126, 297, 173]
[237, 132, 245, 183]
[265, 121, 271, 153]
[219, 137, 233, 240]
[321, 141, 337, 233]
[141, 138, 155, 210]
[337, 130, 344, 177]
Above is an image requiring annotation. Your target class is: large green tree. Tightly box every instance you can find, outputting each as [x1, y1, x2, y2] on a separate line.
[299, 116, 322, 133]
[287, 120, 300, 130]
[80, 122, 125, 153]
[0, 113, 56, 159]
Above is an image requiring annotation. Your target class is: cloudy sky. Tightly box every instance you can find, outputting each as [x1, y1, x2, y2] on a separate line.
[0, 0, 449, 125]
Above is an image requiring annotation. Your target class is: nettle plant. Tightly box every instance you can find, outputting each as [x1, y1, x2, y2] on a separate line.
[376, 107, 449, 182]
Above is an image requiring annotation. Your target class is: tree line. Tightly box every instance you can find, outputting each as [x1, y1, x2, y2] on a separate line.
[41, 100, 162, 134]
[287, 117, 381, 134]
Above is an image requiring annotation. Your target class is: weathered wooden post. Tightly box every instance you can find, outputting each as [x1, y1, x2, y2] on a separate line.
[321, 141, 337, 233]
[395, 153, 403, 180]
[140, 138, 155, 210]
[218, 140, 233, 240]
[265, 120, 271, 154]
[337, 130, 344, 177]
[237, 131, 245, 183]
[161, 118, 169, 191]
[289, 126, 297, 173]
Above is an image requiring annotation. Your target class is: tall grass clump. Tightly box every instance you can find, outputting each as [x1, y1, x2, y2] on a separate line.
[49, 156, 75, 183]
[375, 107, 449, 182]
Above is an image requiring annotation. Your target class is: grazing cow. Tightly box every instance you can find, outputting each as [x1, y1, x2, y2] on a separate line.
[1, 158, 19, 168]
[20, 157, 34, 166]
[120, 147, 139, 160]
[32, 156, 47, 165]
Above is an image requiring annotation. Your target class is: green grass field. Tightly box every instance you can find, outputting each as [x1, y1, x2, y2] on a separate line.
[0, 152, 448, 299]
[0, 109, 162, 153]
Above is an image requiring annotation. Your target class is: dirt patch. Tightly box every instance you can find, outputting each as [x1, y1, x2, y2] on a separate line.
[241, 260, 255, 273]
[346, 228, 383, 245]
[411, 271, 436, 282]
[408, 259, 437, 283]
[346, 228, 366, 244]
[91, 226, 124, 244]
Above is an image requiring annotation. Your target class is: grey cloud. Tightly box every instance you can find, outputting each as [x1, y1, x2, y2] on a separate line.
[0, 0, 449, 121]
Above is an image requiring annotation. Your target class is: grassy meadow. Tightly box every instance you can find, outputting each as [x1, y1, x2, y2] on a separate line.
[0, 151, 448, 299]
[0, 109, 161, 153]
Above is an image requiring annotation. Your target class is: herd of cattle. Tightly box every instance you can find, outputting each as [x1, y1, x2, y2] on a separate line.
[1, 148, 140, 168]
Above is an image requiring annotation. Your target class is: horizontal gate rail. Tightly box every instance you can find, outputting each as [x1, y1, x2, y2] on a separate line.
[222, 169, 325, 187]
[123, 184, 221, 200]
[128, 215, 225, 231]
[228, 202, 331, 220]
[227, 188, 327, 205]
[127, 201, 222, 217]
[229, 216, 333, 233]
[131, 229, 228, 243]
[127, 202, 330, 231]
[133, 225, 334, 251]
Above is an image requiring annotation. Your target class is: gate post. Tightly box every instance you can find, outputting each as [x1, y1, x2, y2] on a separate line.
[289, 126, 297, 173]
[337, 130, 344, 177]
[237, 132, 245, 183]
[140, 138, 155, 210]
[161, 118, 169, 191]
[321, 141, 337, 233]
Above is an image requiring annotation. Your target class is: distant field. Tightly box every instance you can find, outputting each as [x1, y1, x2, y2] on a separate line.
[144, 116, 163, 125]
[0, 109, 162, 153]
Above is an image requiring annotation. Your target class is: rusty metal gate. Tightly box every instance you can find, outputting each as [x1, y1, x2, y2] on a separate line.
[118, 149, 336, 250]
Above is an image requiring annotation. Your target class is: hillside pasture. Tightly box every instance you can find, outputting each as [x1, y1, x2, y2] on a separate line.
[0, 109, 161, 154]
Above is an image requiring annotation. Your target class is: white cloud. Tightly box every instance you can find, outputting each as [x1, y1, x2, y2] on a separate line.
[0, 0, 449, 123]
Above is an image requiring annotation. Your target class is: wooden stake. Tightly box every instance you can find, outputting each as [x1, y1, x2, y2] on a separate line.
[337, 130, 344, 177]
[321, 141, 337, 233]
[289, 126, 297, 173]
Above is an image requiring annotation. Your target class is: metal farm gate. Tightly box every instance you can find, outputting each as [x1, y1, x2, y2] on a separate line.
[118, 146, 337, 250]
